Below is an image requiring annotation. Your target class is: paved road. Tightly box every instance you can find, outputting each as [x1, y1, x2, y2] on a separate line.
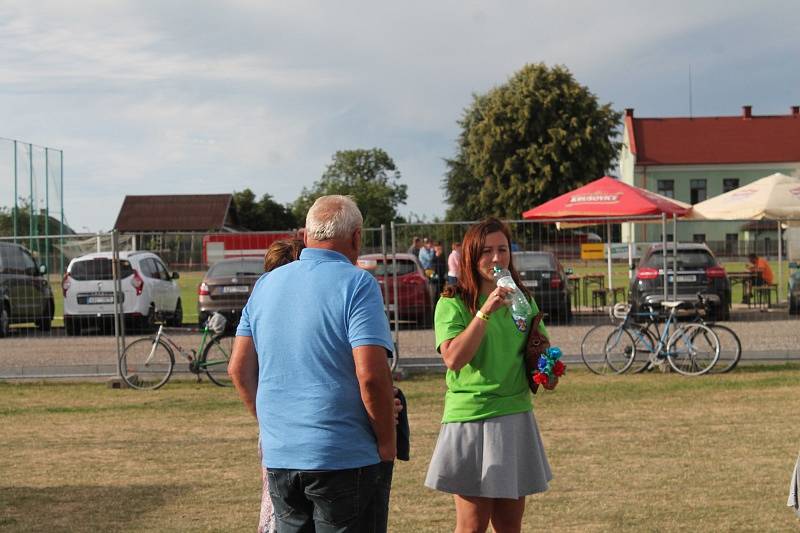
[2, 315, 799, 378]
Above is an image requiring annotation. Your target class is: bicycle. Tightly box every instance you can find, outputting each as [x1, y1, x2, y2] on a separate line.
[582, 299, 721, 376]
[119, 313, 234, 390]
[618, 293, 741, 374]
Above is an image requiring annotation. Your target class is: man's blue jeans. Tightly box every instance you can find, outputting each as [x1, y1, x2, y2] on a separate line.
[268, 461, 393, 533]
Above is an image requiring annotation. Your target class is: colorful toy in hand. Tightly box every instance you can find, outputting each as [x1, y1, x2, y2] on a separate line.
[532, 347, 565, 388]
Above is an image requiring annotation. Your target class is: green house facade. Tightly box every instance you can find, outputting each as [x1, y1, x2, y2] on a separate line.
[619, 106, 800, 257]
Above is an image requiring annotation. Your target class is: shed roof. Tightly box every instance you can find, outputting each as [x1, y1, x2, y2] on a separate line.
[625, 106, 800, 166]
[114, 194, 234, 232]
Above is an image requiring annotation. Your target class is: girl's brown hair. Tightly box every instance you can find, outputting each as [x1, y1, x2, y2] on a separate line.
[441, 217, 530, 314]
[264, 239, 305, 272]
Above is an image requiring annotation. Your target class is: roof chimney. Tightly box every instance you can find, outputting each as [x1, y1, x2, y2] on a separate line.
[742, 105, 752, 119]
[792, 106, 799, 117]
[625, 108, 634, 118]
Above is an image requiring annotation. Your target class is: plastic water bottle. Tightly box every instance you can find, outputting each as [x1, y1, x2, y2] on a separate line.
[492, 266, 532, 330]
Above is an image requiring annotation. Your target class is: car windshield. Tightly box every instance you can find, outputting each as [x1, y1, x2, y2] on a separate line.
[208, 260, 264, 277]
[359, 258, 417, 276]
[643, 250, 716, 269]
[514, 254, 555, 271]
[70, 258, 134, 280]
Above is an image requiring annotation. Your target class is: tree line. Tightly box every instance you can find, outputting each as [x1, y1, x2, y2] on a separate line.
[235, 63, 622, 231]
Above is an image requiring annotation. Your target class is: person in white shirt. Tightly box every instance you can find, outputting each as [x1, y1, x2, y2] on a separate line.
[447, 241, 462, 286]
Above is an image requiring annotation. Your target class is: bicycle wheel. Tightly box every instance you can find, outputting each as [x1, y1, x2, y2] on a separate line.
[119, 337, 174, 390]
[628, 325, 657, 374]
[666, 323, 719, 376]
[201, 335, 233, 387]
[707, 324, 742, 373]
[580, 324, 634, 375]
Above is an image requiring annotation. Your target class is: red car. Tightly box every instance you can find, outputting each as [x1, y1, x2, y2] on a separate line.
[357, 253, 433, 327]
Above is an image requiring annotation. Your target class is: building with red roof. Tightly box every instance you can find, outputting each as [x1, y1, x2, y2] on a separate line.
[620, 106, 800, 248]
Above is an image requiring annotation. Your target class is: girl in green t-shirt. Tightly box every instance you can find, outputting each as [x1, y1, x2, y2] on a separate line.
[424, 217, 556, 533]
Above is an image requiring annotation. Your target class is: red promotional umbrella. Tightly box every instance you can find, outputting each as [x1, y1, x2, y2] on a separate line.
[521, 176, 690, 220]
[522, 176, 690, 296]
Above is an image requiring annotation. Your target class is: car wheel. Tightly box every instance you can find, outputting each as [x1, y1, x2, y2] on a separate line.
[0, 304, 9, 338]
[140, 304, 157, 332]
[719, 298, 731, 321]
[64, 316, 81, 336]
[166, 299, 183, 327]
[707, 303, 726, 322]
[35, 301, 54, 331]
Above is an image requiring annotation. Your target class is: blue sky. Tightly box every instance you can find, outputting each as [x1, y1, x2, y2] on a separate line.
[1, 1, 798, 231]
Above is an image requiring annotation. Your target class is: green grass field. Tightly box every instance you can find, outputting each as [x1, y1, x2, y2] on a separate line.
[3, 366, 799, 531]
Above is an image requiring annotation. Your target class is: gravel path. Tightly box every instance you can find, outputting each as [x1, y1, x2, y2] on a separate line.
[396, 319, 800, 358]
[1, 315, 798, 377]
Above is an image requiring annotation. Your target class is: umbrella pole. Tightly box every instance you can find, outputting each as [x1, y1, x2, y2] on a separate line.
[673, 214, 678, 301]
[607, 221, 613, 293]
[778, 220, 783, 304]
[662, 213, 667, 302]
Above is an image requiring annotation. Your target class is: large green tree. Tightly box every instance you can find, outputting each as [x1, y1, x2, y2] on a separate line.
[444, 63, 622, 220]
[292, 148, 408, 228]
[231, 189, 298, 230]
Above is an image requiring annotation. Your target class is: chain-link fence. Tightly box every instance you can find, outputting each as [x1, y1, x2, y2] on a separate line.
[2, 219, 798, 380]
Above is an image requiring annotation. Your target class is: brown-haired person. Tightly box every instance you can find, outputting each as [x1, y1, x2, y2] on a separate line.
[263, 238, 305, 272]
[231, 238, 306, 533]
[424, 217, 554, 533]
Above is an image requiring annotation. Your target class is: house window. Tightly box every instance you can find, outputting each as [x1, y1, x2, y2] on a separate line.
[657, 180, 674, 198]
[723, 178, 740, 193]
[690, 179, 707, 204]
[725, 233, 738, 255]
[693, 234, 706, 244]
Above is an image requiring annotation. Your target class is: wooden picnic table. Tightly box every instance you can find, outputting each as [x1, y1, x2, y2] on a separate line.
[728, 270, 758, 304]
[582, 273, 606, 310]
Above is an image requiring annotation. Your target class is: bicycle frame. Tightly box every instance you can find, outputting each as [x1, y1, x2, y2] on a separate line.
[622, 304, 692, 364]
[145, 325, 218, 370]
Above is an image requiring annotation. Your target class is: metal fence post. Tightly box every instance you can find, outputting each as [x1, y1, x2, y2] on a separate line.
[380, 225, 389, 320]
[390, 221, 400, 357]
[111, 229, 125, 378]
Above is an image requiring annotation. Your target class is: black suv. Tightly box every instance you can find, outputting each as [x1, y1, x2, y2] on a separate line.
[513, 251, 573, 323]
[0, 242, 55, 336]
[629, 243, 730, 321]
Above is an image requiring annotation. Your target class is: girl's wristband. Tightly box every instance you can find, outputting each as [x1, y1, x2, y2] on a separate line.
[475, 310, 491, 322]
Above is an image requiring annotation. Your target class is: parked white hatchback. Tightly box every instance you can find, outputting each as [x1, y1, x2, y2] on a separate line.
[62, 251, 182, 335]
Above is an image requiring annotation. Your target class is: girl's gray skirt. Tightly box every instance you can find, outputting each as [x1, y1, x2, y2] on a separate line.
[424, 411, 552, 499]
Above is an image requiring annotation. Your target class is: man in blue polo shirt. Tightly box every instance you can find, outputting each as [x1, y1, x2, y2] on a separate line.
[229, 195, 396, 532]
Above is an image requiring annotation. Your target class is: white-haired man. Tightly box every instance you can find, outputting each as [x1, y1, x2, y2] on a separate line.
[229, 195, 396, 532]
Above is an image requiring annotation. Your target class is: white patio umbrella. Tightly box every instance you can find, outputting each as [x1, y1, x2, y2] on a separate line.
[687, 173, 800, 300]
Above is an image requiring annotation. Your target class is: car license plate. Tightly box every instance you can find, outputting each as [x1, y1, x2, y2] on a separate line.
[222, 285, 250, 294]
[669, 274, 696, 282]
[87, 296, 114, 304]
[523, 280, 539, 288]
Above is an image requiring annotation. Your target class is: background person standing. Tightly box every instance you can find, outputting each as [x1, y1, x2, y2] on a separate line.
[447, 241, 462, 286]
[419, 237, 435, 272]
